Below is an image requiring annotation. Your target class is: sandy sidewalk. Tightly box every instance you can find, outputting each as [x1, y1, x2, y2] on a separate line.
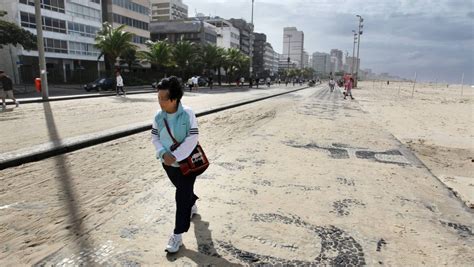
[1, 86, 472, 266]
[355, 81, 473, 208]
[0, 86, 302, 155]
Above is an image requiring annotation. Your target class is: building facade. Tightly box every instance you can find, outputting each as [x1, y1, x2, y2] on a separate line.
[312, 52, 331, 75]
[149, 19, 217, 45]
[205, 17, 240, 49]
[102, 0, 151, 50]
[282, 27, 304, 68]
[150, 0, 187, 22]
[330, 49, 343, 72]
[0, 0, 105, 84]
[228, 18, 254, 57]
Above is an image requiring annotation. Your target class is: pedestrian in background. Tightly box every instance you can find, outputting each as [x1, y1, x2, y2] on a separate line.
[151, 76, 200, 253]
[344, 77, 355, 100]
[0, 70, 19, 111]
[115, 71, 125, 96]
[208, 76, 213, 90]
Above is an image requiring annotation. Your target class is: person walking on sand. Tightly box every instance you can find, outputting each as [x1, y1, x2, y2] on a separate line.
[344, 77, 355, 100]
[115, 71, 125, 96]
[151, 76, 201, 254]
[0, 70, 19, 110]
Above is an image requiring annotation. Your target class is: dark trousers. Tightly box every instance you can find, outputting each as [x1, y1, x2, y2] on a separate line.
[163, 164, 199, 234]
[116, 86, 125, 95]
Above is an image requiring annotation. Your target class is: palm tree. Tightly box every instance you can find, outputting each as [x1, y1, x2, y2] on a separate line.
[199, 44, 219, 77]
[138, 40, 173, 78]
[225, 48, 245, 84]
[120, 47, 137, 72]
[173, 40, 197, 79]
[215, 47, 227, 85]
[95, 22, 135, 75]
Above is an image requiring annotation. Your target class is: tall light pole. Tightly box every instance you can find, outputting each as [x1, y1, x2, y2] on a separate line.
[351, 30, 357, 75]
[286, 34, 292, 77]
[249, 0, 255, 81]
[35, 0, 49, 99]
[355, 15, 364, 88]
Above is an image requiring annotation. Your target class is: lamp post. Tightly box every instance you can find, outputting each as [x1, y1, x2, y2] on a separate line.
[354, 15, 363, 87]
[286, 34, 292, 78]
[35, 0, 49, 99]
[351, 30, 357, 75]
[249, 0, 255, 82]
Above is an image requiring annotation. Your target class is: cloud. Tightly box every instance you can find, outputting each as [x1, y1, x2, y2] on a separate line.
[186, 0, 474, 83]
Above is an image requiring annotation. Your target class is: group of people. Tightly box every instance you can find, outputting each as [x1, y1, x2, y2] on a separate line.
[328, 76, 355, 100]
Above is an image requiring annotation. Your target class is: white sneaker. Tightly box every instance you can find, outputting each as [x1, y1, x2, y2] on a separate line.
[191, 204, 198, 218]
[15, 101, 19, 107]
[165, 233, 182, 253]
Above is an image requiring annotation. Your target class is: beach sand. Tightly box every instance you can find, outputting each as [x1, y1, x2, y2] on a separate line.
[356, 81, 473, 208]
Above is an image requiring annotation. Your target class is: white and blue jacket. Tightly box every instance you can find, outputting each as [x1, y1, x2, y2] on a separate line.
[151, 103, 199, 167]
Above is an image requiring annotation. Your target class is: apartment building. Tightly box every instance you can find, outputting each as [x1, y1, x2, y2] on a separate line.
[0, 0, 104, 84]
[282, 27, 304, 68]
[102, 0, 151, 50]
[150, 0, 187, 22]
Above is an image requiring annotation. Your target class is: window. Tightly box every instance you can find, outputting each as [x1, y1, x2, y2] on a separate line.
[132, 35, 148, 44]
[42, 38, 68, 53]
[113, 14, 148, 31]
[113, 0, 149, 15]
[68, 22, 99, 38]
[19, 0, 65, 13]
[69, 41, 100, 56]
[20, 12, 66, 33]
[152, 3, 169, 8]
[67, 2, 101, 22]
[90, 0, 100, 3]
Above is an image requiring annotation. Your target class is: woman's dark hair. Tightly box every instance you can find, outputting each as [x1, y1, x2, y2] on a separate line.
[157, 76, 183, 103]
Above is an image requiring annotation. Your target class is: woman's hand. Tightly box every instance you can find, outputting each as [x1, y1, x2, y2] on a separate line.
[163, 152, 177, 166]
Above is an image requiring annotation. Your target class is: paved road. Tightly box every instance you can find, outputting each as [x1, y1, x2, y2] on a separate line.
[0, 85, 472, 266]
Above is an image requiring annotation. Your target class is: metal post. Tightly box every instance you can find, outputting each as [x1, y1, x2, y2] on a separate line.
[355, 15, 363, 88]
[461, 72, 464, 96]
[411, 72, 417, 97]
[249, 0, 254, 81]
[34, 0, 49, 99]
[351, 30, 356, 75]
[286, 34, 291, 79]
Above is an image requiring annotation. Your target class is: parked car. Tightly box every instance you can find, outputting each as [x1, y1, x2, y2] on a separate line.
[197, 76, 208, 87]
[84, 78, 115, 91]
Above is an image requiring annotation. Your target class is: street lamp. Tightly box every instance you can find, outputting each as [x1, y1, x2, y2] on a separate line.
[355, 15, 364, 87]
[249, 0, 255, 82]
[351, 30, 357, 75]
[285, 34, 292, 78]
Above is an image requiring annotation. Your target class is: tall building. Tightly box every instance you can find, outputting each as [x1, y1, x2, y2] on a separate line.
[150, 0, 188, 22]
[149, 19, 217, 45]
[103, 0, 151, 50]
[312, 52, 331, 75]
[205, 17, 240, 49]
[330, 49, 343, 72]
[345, 56, 360, 74]
[302, 51, 309, 68]
[0, 0, 104, 84]
[252, 32, 266, 76]
[282, 27, 304, 68]
[229, 18, 254, 57]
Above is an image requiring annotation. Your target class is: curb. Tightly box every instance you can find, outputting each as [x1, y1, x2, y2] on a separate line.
[0, 86, 311, 170]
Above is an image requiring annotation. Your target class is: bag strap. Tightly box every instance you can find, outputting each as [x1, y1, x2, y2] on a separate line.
[163, 119, 179, 145]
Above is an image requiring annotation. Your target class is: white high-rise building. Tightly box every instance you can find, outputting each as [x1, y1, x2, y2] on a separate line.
[282, 27, 304, 68]
[151, 0, 188, 21]
[0, 0, 104, 84]
[205, 17, 240, 49]
[312, 52, 331, 75]
[302, 51, 309, 68]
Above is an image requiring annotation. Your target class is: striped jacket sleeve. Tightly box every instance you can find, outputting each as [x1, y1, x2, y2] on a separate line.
[171, 108, 199, 161]
[151, 117, 167, 160]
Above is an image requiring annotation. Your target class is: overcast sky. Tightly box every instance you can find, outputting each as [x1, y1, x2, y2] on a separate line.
[187, 0, 474, 83]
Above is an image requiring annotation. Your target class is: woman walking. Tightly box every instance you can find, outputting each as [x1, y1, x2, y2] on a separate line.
[115, 71, 125, 96]
[151, 76, 200, 253]
[344, 77, 355, 100]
